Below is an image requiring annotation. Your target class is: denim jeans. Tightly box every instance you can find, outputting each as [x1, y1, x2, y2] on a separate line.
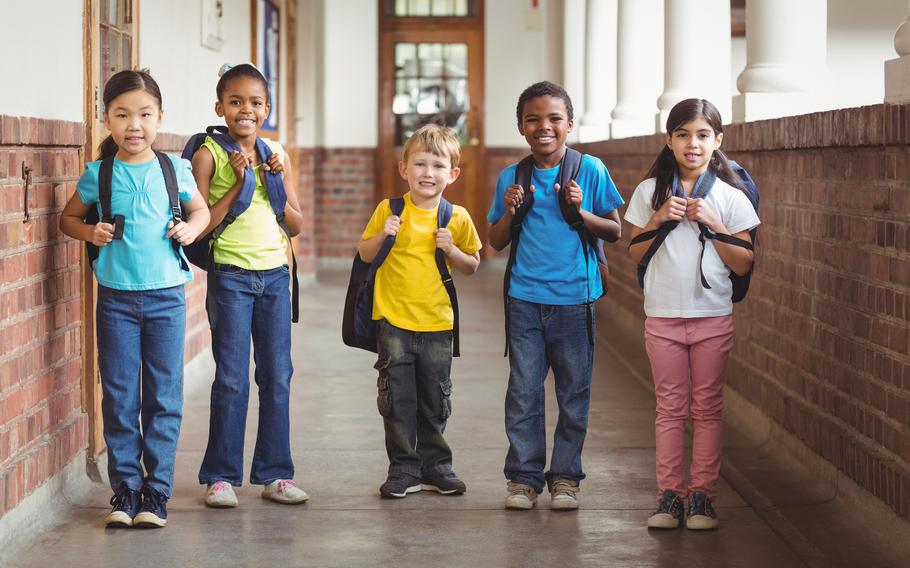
[198, 264, 294, 486]
[97, 284, 185, 497]
[374, 319, 454, 479]
[503, 298, 594, 493]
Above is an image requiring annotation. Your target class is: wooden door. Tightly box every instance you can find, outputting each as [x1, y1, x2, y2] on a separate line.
[378, 2, 485, 236]
[82, 0, 140, 463]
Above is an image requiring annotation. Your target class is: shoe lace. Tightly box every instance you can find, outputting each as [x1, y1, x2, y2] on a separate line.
[211, 481, 230, 494]
[507, 482, 533, 497]
[109, 484, 135, 509]
[688, 492, 708, 516]
[552, 480, 578, 497]
[141, 488, 168, 512]
[277, 480, 297, 492]
[657, 490, 679, 513]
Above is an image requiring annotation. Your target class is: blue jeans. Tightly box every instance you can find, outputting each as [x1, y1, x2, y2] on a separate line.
[97, 285, 185, 497]
[198, 264, 294, 486]
[375, 319, 454, 479]
[503, 298, 594, 493]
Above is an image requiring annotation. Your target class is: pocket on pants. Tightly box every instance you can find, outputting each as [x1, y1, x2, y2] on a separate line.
[439, 378, 453, 420]
[375, 355, 392, 417]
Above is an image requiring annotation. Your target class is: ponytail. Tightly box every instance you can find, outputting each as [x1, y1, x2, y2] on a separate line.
[97, 135, 119, 161]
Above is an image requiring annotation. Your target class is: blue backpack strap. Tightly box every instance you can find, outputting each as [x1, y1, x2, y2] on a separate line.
[502, 155, 537, 356]
[154, 151, 189, 272]
[433, 198, 460, 357]
[367, 197, 405, 275]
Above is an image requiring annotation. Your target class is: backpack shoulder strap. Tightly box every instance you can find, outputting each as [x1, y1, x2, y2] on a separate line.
[557, 148, 584, 228]
[154, 151, 189, 272]
[389, 196, 405, 217]
[433, 197, 460, 358]
[99, 156, 115, 223]
[512, 155, 536, 227]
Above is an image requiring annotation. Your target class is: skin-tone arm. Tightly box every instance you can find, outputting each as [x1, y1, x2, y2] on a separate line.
[166, 191, 210, 245]
[488, 183, 531, 251]
[560, 179, 621, 242]
[435, 228, 480, 275]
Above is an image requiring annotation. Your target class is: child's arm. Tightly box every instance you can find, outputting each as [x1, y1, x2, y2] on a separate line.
[59, 193, 116, 246]
[488, 183, 532, 251]
[686, 198, 754, 275]
[560, 179, 622, 242]
[435, 228, 480, 275]
[166, 192, 211, 245]
[358, 215, 400, 262]
[277, 152, 304, 237]
[191, 146, 250, 235]
[627, 196, 687, 264]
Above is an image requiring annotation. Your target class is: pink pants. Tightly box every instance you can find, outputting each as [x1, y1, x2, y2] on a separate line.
[644, 315, 734, 501]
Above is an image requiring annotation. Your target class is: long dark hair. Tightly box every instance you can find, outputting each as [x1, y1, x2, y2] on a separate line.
[97, 70, 163, 160]
[645, 98, 745, 211]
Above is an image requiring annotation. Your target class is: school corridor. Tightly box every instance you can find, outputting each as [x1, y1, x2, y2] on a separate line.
[2, 265, 905, 568]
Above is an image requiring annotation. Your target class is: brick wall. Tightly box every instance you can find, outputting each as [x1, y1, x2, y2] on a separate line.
[312, 148, 376, 260]
[0, 116, 88, 518]
[580, 104, 910, 520]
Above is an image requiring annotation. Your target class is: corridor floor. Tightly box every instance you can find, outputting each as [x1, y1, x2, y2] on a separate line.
[9, 266, 807, 568]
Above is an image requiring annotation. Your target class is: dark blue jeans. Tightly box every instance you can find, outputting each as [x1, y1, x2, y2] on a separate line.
[97, 284, 185, 497]
[504, 298, 594, 493]
[374, 319, 454, 479]
[199, 264, 294, 486]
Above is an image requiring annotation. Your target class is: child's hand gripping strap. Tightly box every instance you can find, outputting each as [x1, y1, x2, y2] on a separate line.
[433, 199, 460, 357]
[98, 157, 125, 240]
[501, 155, 537, 357]
[154, 151, 190, 272]
[354, 198, 405, 339]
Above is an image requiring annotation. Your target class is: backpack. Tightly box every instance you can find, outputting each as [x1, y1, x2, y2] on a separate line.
[84, 151, 187, 272]
[342, 196, 461, 356]
[630, 160, 759, 302]
[181, 125, 299, 323]
[503, 147, 607, 356]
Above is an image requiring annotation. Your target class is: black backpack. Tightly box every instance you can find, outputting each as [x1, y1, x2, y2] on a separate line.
[342, 197, 461, 356]
[629, 161, 759, 302]
[503, 147, 606, 356]
[181, 125, 299, 323]
[84, 151, 187, 271]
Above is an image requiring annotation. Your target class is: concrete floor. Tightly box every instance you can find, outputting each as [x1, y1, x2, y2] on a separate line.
[9, 266, 812, 568]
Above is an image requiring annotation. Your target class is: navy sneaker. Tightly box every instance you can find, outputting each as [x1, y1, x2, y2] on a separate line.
[647, 489, 685, 529]
[133, 486, 169, 528]
[104, 482, 141, 527]
[379, 475, 421, 499]
[686, 491, 718, 530]
[420, 471, 466, 495]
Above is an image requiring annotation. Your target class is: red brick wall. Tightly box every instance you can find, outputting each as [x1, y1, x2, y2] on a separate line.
[580, 104, 910, 520]
[0, 116, 88, 518]
[312, 148, 376, 259]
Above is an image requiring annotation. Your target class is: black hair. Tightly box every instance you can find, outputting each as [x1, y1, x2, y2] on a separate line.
[216, 64, 270, 103]
[645, 98, 746, 211]
[97, 69, 163, 160]
[515, 81, 574, 125]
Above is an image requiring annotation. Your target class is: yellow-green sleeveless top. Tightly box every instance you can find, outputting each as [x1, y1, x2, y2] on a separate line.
[203, 136, 288, 269]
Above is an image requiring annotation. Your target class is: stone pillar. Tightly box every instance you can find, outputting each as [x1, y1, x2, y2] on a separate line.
[578, 0, 617, 142]
[885, 1, 910, 103]
[563, 0, 586, 143]
[609, 0, 663, 139]
[657, 0, 731, 129]
[733, 0, 828, 122]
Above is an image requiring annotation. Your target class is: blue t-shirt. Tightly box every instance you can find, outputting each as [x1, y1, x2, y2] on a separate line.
[76, 154, 197, 291]
[488, 153, 624, 304]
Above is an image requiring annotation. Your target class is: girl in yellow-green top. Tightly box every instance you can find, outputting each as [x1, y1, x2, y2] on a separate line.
[190, 63, 308, 508]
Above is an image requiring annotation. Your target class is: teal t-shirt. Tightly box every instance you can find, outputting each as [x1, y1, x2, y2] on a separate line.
[76, 154, 197, 291]
[488, 154, 624, 304]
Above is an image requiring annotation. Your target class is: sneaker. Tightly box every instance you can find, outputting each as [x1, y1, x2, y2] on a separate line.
[262, 479, 309, 504]
[133, 486, 168, 528]
[686, 491, 718, 530]
[549, 479, 579, 510]
[420, 471, 467, 495]
[104, 482, 141, 527]
[647, 489, 685, 529]
[379, 475, 422, 499]
[504, 481, 538, 510]
[204, 481, 239, 508]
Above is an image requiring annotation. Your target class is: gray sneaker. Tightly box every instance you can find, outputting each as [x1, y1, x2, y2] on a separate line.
[504, 481, 538, 510]
[549, 479, 579, 510]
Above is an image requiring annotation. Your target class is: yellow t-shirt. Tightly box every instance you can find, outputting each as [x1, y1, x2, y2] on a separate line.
[361, 193, 482, 332]
[203, 136, 288, 269]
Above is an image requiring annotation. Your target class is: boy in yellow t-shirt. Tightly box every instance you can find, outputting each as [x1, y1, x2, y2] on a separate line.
[359, 124, 482, 499]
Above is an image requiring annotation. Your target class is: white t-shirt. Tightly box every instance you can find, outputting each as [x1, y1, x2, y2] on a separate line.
[624, 176, 760, 318]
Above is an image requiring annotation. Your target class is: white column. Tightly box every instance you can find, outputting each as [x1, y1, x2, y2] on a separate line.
[656, 0, 731, 129]
[733, 0, 828, 122]
[578, 0, 617, 142]
[610, 0, 663, 138]
[563, 0, 587, 143]
[885, 1, 910, 103]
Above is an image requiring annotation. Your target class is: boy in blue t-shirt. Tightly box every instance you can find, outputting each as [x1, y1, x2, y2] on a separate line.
[488, 81, 624, 510]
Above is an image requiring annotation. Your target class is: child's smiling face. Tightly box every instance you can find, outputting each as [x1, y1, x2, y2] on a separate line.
[518, 95, 573, 162]
[398, 149, 461, 208]
[216, 75, 270, 138]
[667, 116, 723, 177]
[103, 89, 163, 163]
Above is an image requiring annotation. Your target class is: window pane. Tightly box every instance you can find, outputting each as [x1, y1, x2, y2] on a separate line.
[395, 43, 417, 78]
[445, 44, 467, 78]
[412, 0, 430, 16]
[454, 0, 468, 16]
[388, 0, 474, 17]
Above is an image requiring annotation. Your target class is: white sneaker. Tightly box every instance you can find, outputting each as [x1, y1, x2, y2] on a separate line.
[504, 481, 538, 510]
[261, 479, 309, 504]
[204, 481, 238, 508]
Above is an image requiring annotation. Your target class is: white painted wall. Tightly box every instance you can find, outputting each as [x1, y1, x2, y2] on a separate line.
[139, 0, 251, 136]
[828, 0, 906, 110]
[0, 1, 82, 122]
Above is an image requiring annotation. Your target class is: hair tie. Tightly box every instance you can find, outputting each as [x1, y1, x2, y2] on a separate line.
[218, 62, 264, 77]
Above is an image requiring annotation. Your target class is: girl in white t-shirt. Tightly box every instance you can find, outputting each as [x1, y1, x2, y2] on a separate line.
[625, 98, 760, 531]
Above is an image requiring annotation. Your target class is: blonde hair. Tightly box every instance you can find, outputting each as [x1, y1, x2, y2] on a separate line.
[402, 123, 461, 168]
